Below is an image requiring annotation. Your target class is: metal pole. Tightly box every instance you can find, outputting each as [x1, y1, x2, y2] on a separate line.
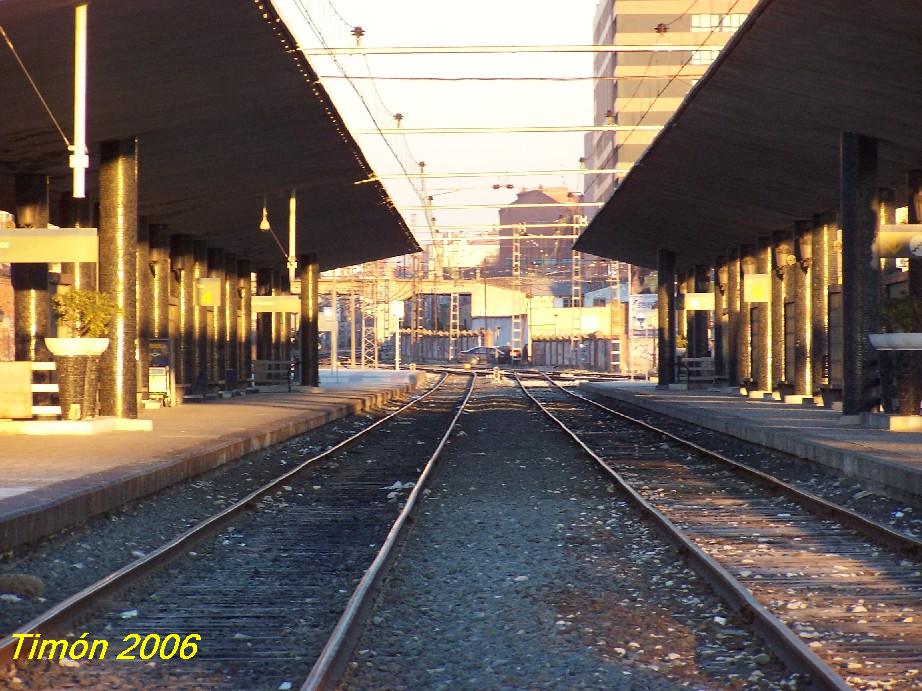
[331, 278, 338, 371]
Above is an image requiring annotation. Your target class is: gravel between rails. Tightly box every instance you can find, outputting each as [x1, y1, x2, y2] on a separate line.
[0, 381, 431, 638]
[4, 375, 469, 690]
[341, 379, 798, 690]
[576, 386, 922, 538]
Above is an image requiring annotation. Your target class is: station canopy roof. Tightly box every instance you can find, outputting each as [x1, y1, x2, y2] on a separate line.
[0, 0, 419, 271]
[575, 0, 922, 272]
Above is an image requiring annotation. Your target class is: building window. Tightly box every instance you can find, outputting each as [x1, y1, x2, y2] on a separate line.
[691, 48, 720, 65]
[691, 13, 746, 33]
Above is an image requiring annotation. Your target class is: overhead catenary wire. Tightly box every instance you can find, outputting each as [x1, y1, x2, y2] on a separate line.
[291, 0, 435, 238]
[299, 44, 725, 55]
[0, 24, 70, 148]
[360, 168, 629, 182]
[358, 125, 663, 135]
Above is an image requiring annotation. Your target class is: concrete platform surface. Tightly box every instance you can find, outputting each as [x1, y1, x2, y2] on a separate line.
[579, 381, 922, 504]
[0, 369, 425, 551]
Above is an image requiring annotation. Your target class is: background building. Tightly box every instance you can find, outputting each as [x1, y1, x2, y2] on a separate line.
[584, 0, 758, 208]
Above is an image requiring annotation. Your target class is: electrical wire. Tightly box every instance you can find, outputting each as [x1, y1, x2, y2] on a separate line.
[0, 24, 70, 148]
[292, 0, 434, 239]
[315, 74, 691, 82]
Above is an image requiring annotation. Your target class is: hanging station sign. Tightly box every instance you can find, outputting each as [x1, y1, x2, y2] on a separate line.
[252, 295, 300, 313]
[681, 292, 715, 311]
[876, 224, 922, 258]
[0, 228, 97, 263]
[743, 274, 771, 303]
[195, 278, 222, 307]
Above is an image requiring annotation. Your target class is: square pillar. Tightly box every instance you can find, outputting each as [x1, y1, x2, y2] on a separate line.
[793, 221, 812, 396]
[170, 234, 195, 387]
[840, 132, 880, 416]
[726, 249, 741, 386]
[136, 218, 151, 400]
[739, 244, 755, 385]
[192, 239, 209, 389]
[255, 268, 273, 361]
[148, 225, 171, 340]
[58, 194, 95, 290]
[714, 257, 728, 380]
[693, 264, 709, 359]
[656, 249, 676, 386]
[755, 236, 772, 392]
[12, 174, 51, 362]
[98, 139, 139, 418]
[299, 253, 320, 387]
[207, 248, 226, 385]
[771, 230, 790, 389]
[237, 259, 253, 385]
[223, 253, 239, 389]
[810, 214, 831, 391]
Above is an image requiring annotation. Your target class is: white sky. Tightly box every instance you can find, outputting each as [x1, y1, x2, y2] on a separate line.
[273, 0, 598, 249]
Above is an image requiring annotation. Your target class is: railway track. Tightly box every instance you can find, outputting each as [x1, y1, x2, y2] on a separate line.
[2, 373, 474, 690]
[516, 373, 922, 691]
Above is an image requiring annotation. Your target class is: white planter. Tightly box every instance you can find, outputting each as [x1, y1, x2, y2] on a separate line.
[45, 337, 110, 357]
[868, 333, 922, 351]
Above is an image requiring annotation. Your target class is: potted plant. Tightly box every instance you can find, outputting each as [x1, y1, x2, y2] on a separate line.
[871, 296, 922, 415]
[46, 289, 116, 420]
[870, 296, 922, 350]
[675, 334, 688, 358]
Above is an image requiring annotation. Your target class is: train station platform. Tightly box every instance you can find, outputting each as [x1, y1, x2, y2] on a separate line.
[0, 369, 424, 552]
[578, 381, 922, 505]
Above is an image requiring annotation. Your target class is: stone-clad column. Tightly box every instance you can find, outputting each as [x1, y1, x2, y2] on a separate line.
[223, 253, 238, 388]
[877, 191, 896, 412]
[12, 174, 51, 362]
[299, 253, 320, 387]
[684, 272, 696, 357]
[255, 268, 273, 361]
[59, 194, 95, 290]
[810, 214, 830, 390]
[739, 244, 755, 385]
[207, 248, 225, 386]
[841, 132, 880, 417]
[901, 171, 922, 414]
[771, 230, 790, 389]
[693, 264, 709, 359]
[237, 260, 253, 385]
[656, 249, 676, 386]
[726, 249, 741, 386]
[192, 239, 209, 388]
[793, 221, 812, 397]
[170, 234, 195, 387]
[755, 237, 772, 392]
[136, 218, 151, 400]
[149, 225, 170, 341]
[715, 257, 727, 381]
[98, 139, 139, 418]
[676, 271, 687, 344]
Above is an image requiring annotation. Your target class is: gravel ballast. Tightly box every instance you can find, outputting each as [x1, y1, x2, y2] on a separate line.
[342, 379, 796, 690]
[0, 385, 424, 637]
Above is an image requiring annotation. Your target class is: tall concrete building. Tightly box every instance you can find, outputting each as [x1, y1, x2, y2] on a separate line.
[585, 0, 758, 210]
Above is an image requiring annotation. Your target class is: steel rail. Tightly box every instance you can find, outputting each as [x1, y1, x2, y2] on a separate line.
[513, 373, 850, 691]
[541, 374, 922, 558]
[302, 373, 476, 690]
[0, 373, 451, 666]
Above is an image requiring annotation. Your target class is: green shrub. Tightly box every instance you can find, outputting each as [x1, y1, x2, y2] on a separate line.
[53, 289, 116, 338]
[880, 296, 922, 333]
